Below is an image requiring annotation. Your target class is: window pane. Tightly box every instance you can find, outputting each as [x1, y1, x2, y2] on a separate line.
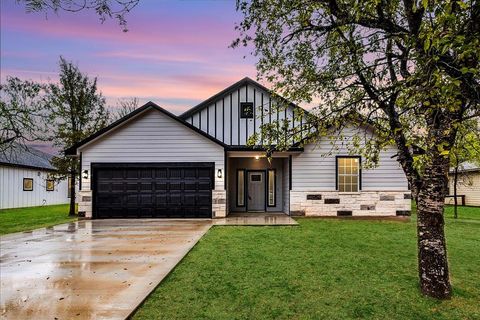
[268, 170, 275, 206]
[351, 182, 358, 192]
[337, 157, 360, 192]
[237, 171, 245, 206]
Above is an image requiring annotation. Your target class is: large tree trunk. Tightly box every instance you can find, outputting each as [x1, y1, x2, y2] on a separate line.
[69, 170, 76, 216]
[453, 158, 459, 219]
[416, 155, 452, 299]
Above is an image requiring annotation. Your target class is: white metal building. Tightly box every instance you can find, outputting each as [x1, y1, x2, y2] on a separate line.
[0, 144, 70, 209]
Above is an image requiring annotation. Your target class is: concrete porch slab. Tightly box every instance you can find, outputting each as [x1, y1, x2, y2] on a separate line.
[214, 213, 298, 226]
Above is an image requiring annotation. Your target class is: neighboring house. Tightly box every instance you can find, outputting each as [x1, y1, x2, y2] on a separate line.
[66, 77, 411, 219]
[446, 162, 480, 206]
[0, 144, 70, 209]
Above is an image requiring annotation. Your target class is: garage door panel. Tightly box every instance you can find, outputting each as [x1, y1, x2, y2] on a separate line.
[126, 183, 138, 191]
[94, 163, 213, 219]
[112, 170, 124, 179]
[197, 194, 212, 205]
[170, 182, 182, 190]
[169, 168, 182, 179]
[184, 194, 196, 205]
[198, 181, 211, 190]
[140, 194, 153, 205]
[184, 181, 196, 190]
[140, 183, 153, 191]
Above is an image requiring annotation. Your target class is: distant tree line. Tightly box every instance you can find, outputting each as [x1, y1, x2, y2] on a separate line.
[0, 57, 139, 216]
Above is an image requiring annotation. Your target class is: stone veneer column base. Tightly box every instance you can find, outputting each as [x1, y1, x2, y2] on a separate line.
[290, 191, 411, 217]
[78, 190, 93, 219]
[212, 190, 227, 218]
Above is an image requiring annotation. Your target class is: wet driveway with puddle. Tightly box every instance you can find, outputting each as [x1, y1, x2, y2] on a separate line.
[0, 219, 212, 320]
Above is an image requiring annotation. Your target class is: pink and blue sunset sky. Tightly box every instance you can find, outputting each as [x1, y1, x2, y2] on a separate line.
[1, 0, 258, 114]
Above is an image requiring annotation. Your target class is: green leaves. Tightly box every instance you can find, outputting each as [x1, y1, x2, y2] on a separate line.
[46, 57, 110, 177]
[234, 0, 479, 187]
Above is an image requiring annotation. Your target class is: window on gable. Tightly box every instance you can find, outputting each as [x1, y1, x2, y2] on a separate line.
[240, 102, 253, 119]
[337, 157, 361, 192]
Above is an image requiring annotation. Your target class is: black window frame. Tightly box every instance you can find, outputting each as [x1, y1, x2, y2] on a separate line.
[335, 156, 362, 192]
[23, 178, 33, 191]
[240, 102, 254, 119]
[46, 179, 55, 191]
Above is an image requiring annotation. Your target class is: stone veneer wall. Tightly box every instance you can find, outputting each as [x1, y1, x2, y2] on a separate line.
[78, 190, 93, 218]
[77, 189, 226, 219]
[290, 191, 411, 217]
[212, 190, 227, 218]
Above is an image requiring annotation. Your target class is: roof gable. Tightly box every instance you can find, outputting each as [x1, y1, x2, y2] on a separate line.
[180, 77, 307, 120]
[65, 102, 226, 155]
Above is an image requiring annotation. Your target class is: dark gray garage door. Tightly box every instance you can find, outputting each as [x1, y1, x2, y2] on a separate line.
[92, 163, 214, 219]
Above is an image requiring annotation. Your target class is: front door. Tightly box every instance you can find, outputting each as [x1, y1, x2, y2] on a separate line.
[247, 171, 265, 211]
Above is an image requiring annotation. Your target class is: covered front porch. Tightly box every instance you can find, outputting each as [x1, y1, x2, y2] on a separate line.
[225, 150, 299, 217]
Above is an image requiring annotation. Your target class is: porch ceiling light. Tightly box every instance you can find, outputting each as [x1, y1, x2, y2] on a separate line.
[254, 156, 260, 160]
[217, 169, 223, 178]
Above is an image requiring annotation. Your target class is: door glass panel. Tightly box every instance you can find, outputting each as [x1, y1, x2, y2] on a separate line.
[237, 170, 245, 206]
[268, 170, 275, 206]
[251, 174, 262, 182]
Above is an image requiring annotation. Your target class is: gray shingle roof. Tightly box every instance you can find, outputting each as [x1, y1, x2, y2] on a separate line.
[0, 143, 56, 171]
[450, 161, 480, 173]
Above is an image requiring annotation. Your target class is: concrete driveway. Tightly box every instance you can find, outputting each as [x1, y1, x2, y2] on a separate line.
[0, 219, 211, 320]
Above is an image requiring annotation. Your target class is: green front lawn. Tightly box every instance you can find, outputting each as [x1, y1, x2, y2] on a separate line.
[0, 204, 76, 235]
[134, 206, 480, 320]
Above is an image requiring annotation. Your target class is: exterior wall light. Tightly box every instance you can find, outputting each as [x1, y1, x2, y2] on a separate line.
[217, 169, 223, 178]
[82, 170, 89, 179]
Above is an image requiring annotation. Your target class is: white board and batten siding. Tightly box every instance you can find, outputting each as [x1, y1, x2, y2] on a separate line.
[292, 127, 409, 191]
[79, 108, 225, 190]
[0, 166, 69, 209]
[183, 81, 306, 146]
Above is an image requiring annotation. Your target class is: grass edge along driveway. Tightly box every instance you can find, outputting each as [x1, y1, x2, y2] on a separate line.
[133, 206, 480, 320]
[0, 204, 76, 235]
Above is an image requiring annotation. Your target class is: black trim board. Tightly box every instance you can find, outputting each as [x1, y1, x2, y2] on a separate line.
[224, 150, 228, 190]
[79, 152, 82, 190]
[289, 155, 292, 190]
[226, 145, 304, 152]
[65, 102, 227, 156]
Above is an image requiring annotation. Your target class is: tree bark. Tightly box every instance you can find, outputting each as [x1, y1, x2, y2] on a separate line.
[416, 154, 452, 299]
[69, 170, 76, 217]
[453, 158, 459, 219]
